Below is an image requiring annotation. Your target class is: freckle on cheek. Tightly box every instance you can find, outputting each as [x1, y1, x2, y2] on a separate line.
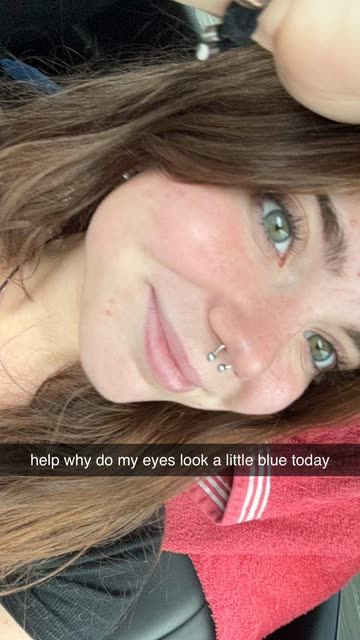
[105, 296, 116, 316]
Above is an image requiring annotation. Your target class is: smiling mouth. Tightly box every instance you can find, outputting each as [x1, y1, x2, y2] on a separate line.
[144, 286, 200, 393]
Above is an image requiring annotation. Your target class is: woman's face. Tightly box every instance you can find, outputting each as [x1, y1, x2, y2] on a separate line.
[79, 168, 360, 414]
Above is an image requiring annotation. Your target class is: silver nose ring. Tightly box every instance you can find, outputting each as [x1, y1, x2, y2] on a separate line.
[207, 344, 233, 372]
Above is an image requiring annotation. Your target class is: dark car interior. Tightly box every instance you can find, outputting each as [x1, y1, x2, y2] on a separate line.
[0, 1, 343, 638]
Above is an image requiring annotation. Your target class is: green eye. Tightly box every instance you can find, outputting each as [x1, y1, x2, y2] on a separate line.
[264, 210, 291, 245]
[259, 195, 305, 258]
[306, 333, 336, 371]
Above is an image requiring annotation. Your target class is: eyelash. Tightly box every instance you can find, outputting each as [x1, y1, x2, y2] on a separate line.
[254, 191, 349, 377]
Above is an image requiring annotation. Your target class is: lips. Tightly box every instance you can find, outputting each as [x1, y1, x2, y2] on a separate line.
[145, 286, 203, 393]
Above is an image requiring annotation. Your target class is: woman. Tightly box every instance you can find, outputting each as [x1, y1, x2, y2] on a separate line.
[0, 12, 360, 639]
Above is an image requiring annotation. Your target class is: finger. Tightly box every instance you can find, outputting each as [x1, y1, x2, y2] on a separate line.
[252, 0, 360, 124]
[172, 0, 226, 18]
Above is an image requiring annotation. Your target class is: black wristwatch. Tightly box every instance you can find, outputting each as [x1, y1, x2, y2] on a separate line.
[196, 0, 270, 60]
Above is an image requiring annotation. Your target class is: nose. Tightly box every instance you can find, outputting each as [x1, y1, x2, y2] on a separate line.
[209, 304, 295, 382]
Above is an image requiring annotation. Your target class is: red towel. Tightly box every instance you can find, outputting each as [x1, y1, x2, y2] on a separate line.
[161, 421, 360, 639]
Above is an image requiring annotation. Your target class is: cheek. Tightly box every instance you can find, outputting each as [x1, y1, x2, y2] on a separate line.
[134, 172, 256, 292]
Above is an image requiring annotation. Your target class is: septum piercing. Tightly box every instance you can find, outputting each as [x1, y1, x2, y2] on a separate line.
[207, 344, 233, 372]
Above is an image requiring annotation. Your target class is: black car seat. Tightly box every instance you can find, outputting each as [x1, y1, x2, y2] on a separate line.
[0, 2, 343, 638]
[110, 550, 341, 640]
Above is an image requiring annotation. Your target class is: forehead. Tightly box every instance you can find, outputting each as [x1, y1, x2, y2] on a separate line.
[333, 192, 360, 230]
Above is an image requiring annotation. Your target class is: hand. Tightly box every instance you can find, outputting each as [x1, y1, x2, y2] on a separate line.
[175, 0, 360, 124]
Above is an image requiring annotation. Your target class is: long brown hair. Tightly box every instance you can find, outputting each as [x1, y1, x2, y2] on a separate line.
[0, 41, 359, 595]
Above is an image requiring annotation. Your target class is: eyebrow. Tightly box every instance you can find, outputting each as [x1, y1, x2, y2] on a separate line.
[342, 326, 360, 367]
[316, 194, 347, 279]
[315, 195, 360, 366]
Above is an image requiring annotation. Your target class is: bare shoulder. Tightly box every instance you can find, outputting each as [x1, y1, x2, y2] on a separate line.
[0, 603, 33, 639]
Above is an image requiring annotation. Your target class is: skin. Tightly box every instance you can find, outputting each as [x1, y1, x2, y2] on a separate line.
[175, 0, 360, 124]
[2, 169, 360, 417]
[2, 3, 360, 635]
[0, 607, 32, 639]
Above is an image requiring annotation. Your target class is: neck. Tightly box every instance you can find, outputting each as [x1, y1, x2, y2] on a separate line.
[0, 233, 84, 407]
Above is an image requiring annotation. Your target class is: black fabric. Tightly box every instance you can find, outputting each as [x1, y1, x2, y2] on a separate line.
[1, 507, 165, 640]
[0, 0, 196, 74]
